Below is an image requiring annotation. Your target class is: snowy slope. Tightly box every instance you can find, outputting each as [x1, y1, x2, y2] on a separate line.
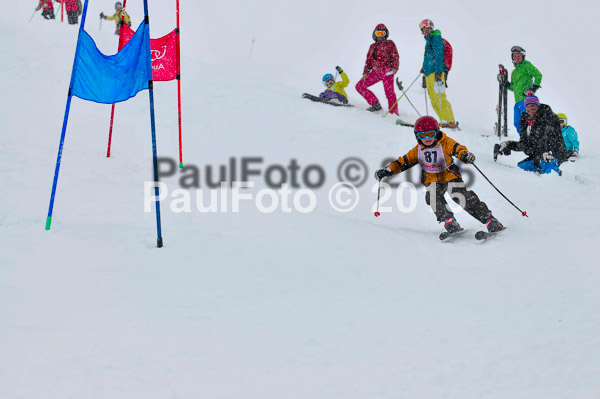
[2, 1, 600, 398]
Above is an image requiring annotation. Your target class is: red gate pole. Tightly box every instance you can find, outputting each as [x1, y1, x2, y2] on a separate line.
[106, 0, 128, 157]
[176, 0, 183, 168]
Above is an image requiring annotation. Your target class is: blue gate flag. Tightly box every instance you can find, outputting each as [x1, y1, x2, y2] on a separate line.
[71, 21, 151, 104]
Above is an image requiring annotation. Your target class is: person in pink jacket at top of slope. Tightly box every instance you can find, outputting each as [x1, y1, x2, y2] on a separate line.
[355, 23, 400, 114]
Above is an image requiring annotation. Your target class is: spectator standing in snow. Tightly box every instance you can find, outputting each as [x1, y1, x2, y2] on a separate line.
[320, 66, 350, 104]
[56, 0, 81, 25]
[502, 46, 543, 135]
[355, 24, 399, 114]
[496, 94, 569, 174]
[35, 0, 55, 20]
[419, 19, 456, 129]
[100, 2, 131, 36]
[557, 113, 580, 161]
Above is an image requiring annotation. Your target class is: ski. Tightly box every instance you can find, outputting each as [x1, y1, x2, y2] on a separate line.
[302, 93, 353, 107]
[475, 227, 505, 241]
[396, 119, 460, 130]
[495, 64, 509, 138]
[439, 228, 466, 241]
[395, 118, 414, 127]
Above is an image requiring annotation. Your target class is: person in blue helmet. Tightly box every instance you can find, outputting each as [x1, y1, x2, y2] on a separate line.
[319, 66, 350, 104]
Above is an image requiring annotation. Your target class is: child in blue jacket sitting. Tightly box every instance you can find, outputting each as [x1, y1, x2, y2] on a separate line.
[557, 113, 579, 161]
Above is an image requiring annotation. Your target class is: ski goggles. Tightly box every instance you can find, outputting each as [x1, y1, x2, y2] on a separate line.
[415, 130, 437, 140]
[511, 46, 525, 53]
[558, 119, 566, 125]
[419, 20, 433, 30]
[323, 78, 334, 87]
[374, 30, 387, 37]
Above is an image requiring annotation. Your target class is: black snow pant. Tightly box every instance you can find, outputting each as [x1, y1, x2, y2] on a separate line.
[42, 9, 55, 19]
[425, 179, 492, 223]
[67, 11, 78, 24]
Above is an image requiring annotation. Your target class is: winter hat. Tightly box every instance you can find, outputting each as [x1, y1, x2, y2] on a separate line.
[524, 95, 539, 107]
[372, 24, 389, 41]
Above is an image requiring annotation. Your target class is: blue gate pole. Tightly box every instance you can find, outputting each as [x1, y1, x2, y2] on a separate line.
[46, 0, 90, 231]
[142, 0, 164, 248]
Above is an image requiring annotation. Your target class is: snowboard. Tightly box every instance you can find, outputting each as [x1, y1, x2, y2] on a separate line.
[302, 93, 353, 107]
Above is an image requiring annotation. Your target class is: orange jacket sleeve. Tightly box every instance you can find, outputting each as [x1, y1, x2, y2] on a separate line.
[387, 145, 419, 174]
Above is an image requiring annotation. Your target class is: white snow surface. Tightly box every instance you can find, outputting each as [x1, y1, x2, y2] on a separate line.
[2, 1, 600, 398]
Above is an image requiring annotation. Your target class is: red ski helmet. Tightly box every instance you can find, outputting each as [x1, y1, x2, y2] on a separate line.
[414, 116, 442, 146]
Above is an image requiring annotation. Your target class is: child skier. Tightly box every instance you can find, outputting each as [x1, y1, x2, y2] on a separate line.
[35, 0, 55, 20]
[100, 2, 131, 36]
[557, 113, 579, 161]
[319, 66, 350, 104]
[375, 116, 504, 238]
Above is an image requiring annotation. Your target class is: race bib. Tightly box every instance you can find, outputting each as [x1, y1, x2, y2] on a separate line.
[418, 144, 448, 173]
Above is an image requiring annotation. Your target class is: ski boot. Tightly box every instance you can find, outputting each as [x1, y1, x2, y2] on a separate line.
[486, 216, 504, 233]
[444, 216, 462, 233]
[367, 102, 382, 112]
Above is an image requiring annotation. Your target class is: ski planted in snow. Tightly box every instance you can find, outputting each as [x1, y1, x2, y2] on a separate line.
[495, 64, 509, 138]
[302, 93, 353, 107]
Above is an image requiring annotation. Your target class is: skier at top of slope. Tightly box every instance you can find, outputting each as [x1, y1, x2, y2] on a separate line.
[355, 24, 399, 114]
[319, 66, 350, 104]
[100, 2, 132, 36]
[419, 18, 457, 129]
[501, 46, 543, 135]
[35, 0, 55, 20]
[375, 115, 504, 235]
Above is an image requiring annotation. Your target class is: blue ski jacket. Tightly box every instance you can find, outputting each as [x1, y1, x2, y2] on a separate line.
[422, 30, 445, 76]
[561, 125, 579, 151]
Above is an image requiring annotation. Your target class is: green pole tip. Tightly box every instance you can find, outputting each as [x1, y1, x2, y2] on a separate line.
[179, 162, 183, 168]
[45, 216, 52, 230]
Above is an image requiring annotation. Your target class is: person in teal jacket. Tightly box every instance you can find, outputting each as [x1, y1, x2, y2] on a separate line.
[420, 19, 456, 128]
[557, 113, 580, 160]
[502, 46, 543, 134]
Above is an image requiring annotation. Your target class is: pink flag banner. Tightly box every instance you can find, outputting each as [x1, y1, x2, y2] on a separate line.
[121, 25, 178, 81]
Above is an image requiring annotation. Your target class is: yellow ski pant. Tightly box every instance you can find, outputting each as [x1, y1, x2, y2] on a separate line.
[426, 72, 455, 123]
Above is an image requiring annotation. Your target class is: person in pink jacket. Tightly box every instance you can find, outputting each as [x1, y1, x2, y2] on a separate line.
[355, 23, 400, 114]
[55, 0, 81, 25]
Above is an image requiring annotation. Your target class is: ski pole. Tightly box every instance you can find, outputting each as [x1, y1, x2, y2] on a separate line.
[383, 73, 421, 118]
[99, 16, 102, 30]
[374, 179, 382, 217]
[29, 9, 38, 21]
[424, 83, 429, 115]
[472, 163, 528, 217]
[396, 78, 421, 116]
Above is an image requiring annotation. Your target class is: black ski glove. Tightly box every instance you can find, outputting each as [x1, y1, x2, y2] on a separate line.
[374, 167, 392, 181]
[422, 75, 427, 88]
[100, 12, 105, 18]
[335, 66, 343, 74]
[523, 85, 540, 96]
[461, 152, 476, 164]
